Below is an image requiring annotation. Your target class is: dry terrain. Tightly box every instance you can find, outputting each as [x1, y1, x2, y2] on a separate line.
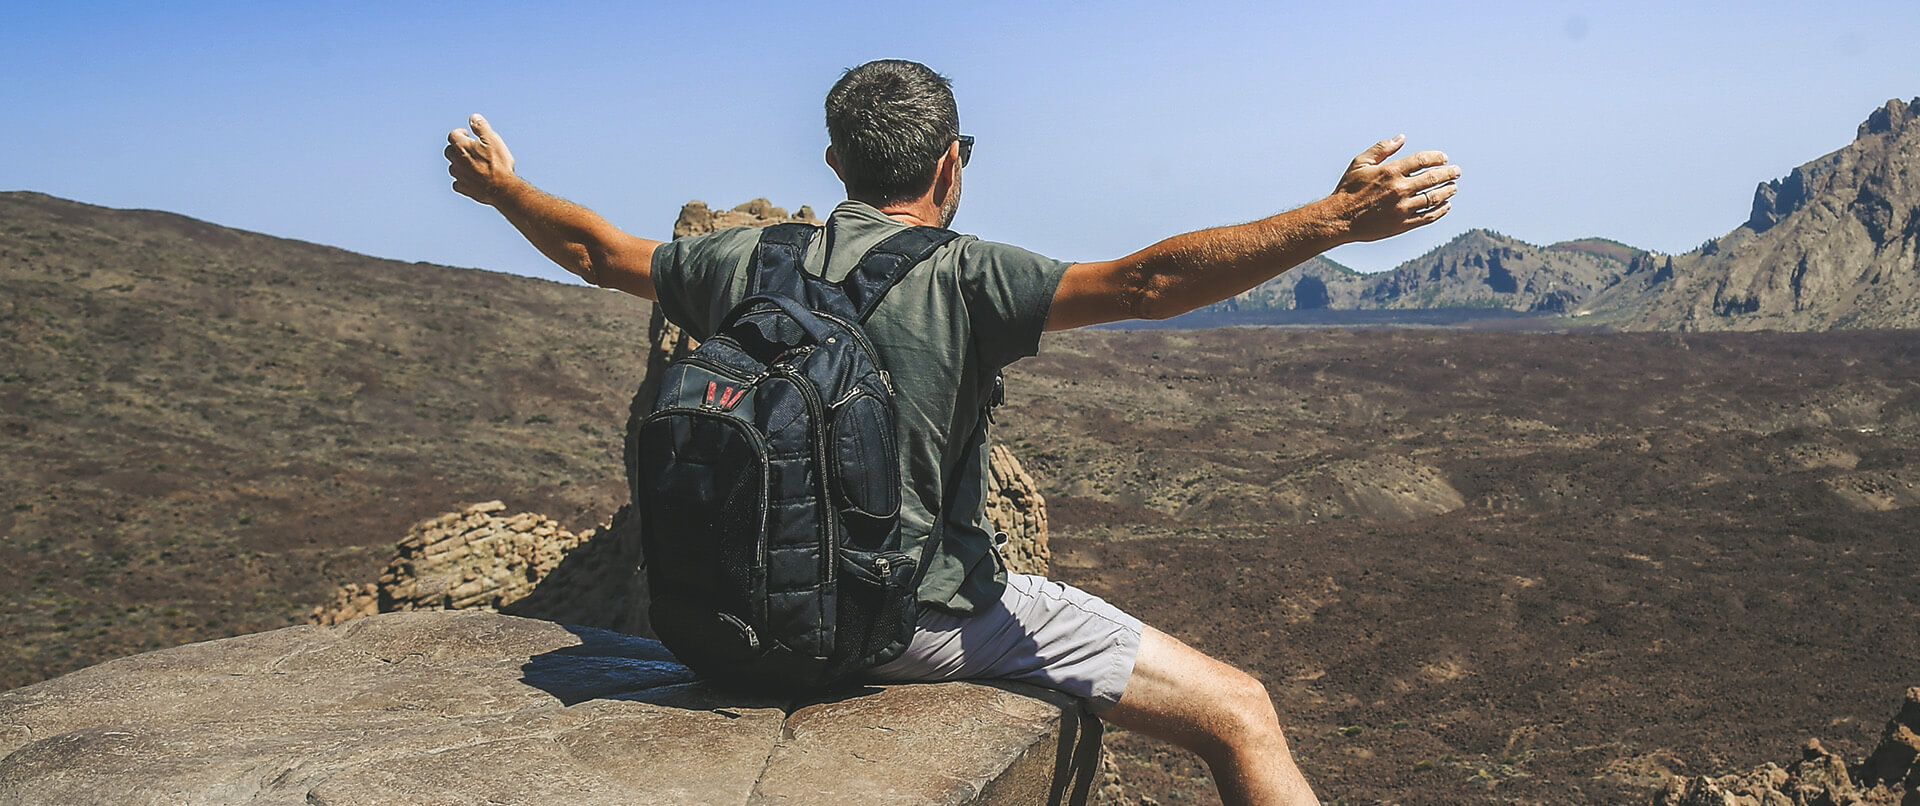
[5, 192, 1919, 804]
[1005, 327, 1920, 804]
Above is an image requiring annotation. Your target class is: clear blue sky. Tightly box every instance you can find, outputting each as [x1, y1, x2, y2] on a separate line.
[4, 1, 1916, 285]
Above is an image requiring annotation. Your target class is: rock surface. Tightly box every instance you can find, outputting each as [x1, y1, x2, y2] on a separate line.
[1652, 686, 1920, 806]
[0, 610, 1104, 805]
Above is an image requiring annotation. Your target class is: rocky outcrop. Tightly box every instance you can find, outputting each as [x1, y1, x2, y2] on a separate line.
[672, 198, 820, 239]
[1602, 97, 1920, 331]
[987, 443, 1052, 574]
[1652, 686, 1920, 805]
[312, 501, 650, 635]
[0, 610, 1106, 805]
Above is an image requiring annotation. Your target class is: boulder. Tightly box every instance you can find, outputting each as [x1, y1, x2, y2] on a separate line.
[0, 611, 1105, 805]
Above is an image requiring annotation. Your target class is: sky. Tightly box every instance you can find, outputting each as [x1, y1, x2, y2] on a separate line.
[4, 1, 1917, 286]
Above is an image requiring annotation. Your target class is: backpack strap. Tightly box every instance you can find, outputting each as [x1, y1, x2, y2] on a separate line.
[744, 222, 819, 302]
[840, 226, 963, 323]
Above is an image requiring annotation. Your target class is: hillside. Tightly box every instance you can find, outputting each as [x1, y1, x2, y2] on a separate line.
[0, 191, 652, 687]
[3, 192, 1918, 805]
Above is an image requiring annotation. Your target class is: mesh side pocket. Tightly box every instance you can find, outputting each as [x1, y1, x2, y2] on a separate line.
[831, 549, 918, 678]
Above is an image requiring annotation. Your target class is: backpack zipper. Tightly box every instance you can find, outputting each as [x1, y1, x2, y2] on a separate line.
[772, 361, 838, 645]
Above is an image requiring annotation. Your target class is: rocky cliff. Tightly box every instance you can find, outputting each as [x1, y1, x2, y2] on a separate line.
[1594, 97, 1920, 330]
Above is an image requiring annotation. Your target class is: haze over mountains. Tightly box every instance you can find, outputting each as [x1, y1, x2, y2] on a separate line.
[1200, 97, 1920, 331]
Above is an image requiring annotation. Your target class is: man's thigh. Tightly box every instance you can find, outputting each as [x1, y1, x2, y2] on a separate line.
[864, 573, 1143, 711]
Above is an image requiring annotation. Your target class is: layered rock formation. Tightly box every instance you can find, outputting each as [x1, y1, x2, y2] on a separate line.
[0, 610, 1107, 805]
[312, 501, 650, 635]
[1595, 97, 1920, 330]
[1653, 686, 1920, 806]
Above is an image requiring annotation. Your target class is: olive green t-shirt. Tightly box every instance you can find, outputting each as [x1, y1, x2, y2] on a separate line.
[650, 201, 1071, 614]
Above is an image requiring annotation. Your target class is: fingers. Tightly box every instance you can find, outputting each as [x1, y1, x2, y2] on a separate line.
[1399, 179, 1459, 211]
[1412, 199, 1452, 225]
[469, 113, 503, 147]
[1385, 149, 1452, 177]
[1349, 134, 1405, 170]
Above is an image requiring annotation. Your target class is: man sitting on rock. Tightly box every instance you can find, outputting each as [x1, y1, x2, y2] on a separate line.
[445, 58, 1458, 806]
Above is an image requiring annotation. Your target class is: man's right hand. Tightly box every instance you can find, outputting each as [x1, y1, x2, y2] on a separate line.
[1327, 135, 1461, 242]
[446, 114, 518, 206]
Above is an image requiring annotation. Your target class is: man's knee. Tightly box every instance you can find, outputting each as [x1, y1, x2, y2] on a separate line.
[1216, 668, 1283, 741]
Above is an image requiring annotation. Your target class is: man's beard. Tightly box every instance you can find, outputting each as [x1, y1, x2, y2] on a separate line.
[938, 171, 961, 228]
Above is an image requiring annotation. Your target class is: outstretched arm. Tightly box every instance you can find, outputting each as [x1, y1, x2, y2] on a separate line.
[445, 114, 663, 300]
[1046, 135, 1460, 330]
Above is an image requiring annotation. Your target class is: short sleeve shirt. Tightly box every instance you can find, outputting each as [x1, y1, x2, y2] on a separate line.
[650, 201, 1071, 614]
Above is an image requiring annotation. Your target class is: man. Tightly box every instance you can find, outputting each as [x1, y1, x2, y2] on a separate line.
[446, 59, 1458, 806]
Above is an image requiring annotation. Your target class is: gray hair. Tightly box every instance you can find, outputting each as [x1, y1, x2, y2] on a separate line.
[825, 60, 959, 205]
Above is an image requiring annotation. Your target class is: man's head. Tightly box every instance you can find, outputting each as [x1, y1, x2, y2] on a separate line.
[825, 59, 963, 220]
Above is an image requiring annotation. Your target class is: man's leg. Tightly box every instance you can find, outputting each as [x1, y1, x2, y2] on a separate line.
[1100, 625, 1320, 806]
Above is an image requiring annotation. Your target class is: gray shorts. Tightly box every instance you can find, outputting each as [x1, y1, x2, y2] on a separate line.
[863, 573, 1143, 712]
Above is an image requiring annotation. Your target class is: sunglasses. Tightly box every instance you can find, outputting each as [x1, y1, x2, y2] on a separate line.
[957, 134, 974, 167]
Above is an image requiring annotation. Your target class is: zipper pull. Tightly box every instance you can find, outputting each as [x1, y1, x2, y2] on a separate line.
[879, 370, 895, 395]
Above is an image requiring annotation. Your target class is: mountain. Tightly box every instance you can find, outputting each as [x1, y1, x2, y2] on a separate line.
[1201, 255, 1366, 312]
[1359, 228, 1636, 313]
[1587, 97, 1920, 330]
[1198, 97, 1920, 331]
[1202, 229, 1643, 316]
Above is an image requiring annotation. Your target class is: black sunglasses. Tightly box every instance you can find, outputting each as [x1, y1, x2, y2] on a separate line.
[957, 134, 974, 167]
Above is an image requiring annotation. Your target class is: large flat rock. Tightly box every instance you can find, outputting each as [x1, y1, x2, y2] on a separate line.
[0, 611, 1096, 805]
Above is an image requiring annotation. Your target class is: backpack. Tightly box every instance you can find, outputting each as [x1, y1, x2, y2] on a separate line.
[633, 221, 960, 692]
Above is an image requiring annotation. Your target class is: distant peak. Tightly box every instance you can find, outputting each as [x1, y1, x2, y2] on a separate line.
[1860, 97, 1920, 138]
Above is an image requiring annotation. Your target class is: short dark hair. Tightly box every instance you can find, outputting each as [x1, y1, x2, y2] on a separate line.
[825, 60, 959, 206]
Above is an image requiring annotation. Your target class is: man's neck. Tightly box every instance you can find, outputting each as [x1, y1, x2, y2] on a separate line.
[855, 195, 941, 227]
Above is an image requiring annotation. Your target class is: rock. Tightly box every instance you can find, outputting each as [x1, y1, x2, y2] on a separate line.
[672, 197, 822, 239]
[310, 501, 651, 637]
[987, 443, 1051, 575]
[1652, 686, 1920, 805]
[0, 611, 1103, 805]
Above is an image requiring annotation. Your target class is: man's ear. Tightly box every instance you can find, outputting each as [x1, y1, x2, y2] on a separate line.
[931, 140, 961, 197]
[825, 145, 845, 183]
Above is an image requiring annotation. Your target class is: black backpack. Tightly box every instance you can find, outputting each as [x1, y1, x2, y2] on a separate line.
[633, 222, 960, 692]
